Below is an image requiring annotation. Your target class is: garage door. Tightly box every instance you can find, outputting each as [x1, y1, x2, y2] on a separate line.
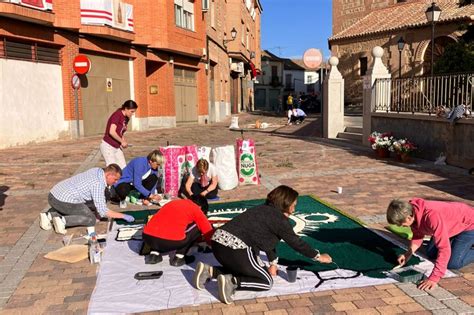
[81, 54, 131, 136]
[174, 67, 197, 123]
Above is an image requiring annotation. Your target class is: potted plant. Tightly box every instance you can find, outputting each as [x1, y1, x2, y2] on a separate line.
[368, 131, 394, 158]
[390, 139, 417, 162]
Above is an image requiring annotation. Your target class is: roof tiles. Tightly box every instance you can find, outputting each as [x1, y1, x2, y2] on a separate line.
[330, 0, 474, 41]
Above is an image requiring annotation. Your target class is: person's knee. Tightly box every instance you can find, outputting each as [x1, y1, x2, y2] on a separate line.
[448, 258, 464, 270]
[84, 216, 97, 227]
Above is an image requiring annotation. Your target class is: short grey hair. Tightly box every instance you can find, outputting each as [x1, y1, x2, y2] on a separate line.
[386, 199, 413, 225]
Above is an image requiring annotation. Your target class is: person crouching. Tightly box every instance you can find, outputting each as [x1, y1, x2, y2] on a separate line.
[142, 195, 213, 266]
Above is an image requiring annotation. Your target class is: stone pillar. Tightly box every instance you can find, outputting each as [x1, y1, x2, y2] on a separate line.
[323, 56, 345, 138]
[362, 46, 392, 146]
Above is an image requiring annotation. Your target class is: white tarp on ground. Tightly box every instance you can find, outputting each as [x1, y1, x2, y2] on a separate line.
[88, 223, 454, 314]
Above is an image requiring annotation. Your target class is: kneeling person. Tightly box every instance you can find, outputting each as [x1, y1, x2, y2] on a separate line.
[40, 164, 135, 234]
[183, 158, 219, 200]
[142, 195, 213, 266]
[193, 185, 332, 304]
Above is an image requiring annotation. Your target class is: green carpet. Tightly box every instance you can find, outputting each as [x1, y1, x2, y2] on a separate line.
[115, 196, 421, 279]
[208, 195, 421, 279]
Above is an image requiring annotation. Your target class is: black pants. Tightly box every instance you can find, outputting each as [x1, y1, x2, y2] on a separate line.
[290, 115, 305, 123]
[212, 241, 273, 292]
[114, 174, 158, 201]
[180, 174, 218, 199]
[142, 224, 201, 256]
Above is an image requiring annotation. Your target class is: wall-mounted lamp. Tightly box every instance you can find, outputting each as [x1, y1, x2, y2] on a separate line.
[250, 51, 256, 59]
[223, 27, 237, 49]
[169, 56, 174, 64]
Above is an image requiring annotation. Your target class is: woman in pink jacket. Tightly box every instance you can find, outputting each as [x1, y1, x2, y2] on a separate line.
[387, 198, 474, 290]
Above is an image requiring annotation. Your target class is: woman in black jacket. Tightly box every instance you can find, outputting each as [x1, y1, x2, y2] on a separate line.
[193, 185, 332, 304]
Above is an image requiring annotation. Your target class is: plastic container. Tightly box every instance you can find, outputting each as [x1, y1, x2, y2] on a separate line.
[89, 234, 101, 264]
[388, 266, 425, 283]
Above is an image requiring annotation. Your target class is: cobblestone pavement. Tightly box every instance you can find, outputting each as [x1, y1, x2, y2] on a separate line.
[0, 112, 473, 314]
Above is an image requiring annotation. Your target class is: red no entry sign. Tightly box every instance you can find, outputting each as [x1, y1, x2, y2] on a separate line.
[303, 48, 323, 69]
[71, 74, 81, 90]
[73, 54, 91, 75]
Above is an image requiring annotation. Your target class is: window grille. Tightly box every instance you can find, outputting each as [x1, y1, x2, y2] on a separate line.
[0, 38, 60, 64]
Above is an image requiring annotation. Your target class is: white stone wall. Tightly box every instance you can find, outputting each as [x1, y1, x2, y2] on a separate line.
[0, 59, 68, 148]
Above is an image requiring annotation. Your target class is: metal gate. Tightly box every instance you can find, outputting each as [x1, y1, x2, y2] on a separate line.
[174, 67, 198, 123]
[81, 54, 131, 136]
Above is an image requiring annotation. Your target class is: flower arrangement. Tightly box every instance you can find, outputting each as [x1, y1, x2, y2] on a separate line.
[390, 139, 417, 155]
[368, 131, 394, 150]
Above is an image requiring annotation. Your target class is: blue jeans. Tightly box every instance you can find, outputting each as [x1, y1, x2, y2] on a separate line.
[426, 229, 474, 269]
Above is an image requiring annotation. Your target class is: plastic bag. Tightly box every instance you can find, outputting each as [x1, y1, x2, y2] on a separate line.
[159, 146, 186, 197]
[236, 138, 260, 185]
[212, 145, 238, 191]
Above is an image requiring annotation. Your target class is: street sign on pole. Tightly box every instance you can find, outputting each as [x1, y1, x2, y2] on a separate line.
[71, 74, 81, 90]
[303, 48, 323, 69]
[73, 55, 91, 75]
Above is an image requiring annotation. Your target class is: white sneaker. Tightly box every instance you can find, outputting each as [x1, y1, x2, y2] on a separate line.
[52, 216, 67, 235]
[39, 212, 52, 230]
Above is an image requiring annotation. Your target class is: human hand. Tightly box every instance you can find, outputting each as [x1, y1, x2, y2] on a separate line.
[268, 265, 278, 276]
[142, 199, 151, 206]
[397, 253, 410, 266]
[123, 214, 135, 223]
[121, 139, 128, 148]
[149, 194, 162, 202]
[317, 253, 332, 264]
[417, 279, 437, 291]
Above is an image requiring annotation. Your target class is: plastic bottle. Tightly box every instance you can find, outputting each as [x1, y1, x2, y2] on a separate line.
[89, 233, 101, 264]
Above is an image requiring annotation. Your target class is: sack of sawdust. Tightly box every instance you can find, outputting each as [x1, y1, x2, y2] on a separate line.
[44, 244, 89, 263]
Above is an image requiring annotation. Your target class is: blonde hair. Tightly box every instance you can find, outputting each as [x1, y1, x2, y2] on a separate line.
[196, 159, 209, 174]
[147, 150, 165, 165]
[386, 199, 413, 225]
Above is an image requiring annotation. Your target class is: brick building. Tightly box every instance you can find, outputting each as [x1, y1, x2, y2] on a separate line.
[0, 0, 262, 148]
[329, 0, 473, 104]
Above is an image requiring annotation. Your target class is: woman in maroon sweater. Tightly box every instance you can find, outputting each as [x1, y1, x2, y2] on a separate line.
[100, 100, 138, 169]
[142, 195, 213, 267]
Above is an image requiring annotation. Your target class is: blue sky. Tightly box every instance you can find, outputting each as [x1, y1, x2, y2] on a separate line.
[260, 0, 332, 60]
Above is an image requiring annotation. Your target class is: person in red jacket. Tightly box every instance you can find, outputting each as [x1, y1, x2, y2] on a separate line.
[142, 195, 213, 267]
[387, 198, 474, 290]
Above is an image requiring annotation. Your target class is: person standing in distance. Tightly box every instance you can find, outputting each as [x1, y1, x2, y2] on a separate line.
[100, 100, 138, 169]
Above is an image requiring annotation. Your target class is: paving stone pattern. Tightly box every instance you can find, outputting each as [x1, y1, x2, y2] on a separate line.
[0, 112, 472, 314]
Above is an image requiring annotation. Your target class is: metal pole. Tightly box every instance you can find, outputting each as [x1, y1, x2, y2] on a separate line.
[320, 65, 324, 137]
[431, 20, 435, 77]
[430, 20, 435, 114]
[398, 50, 402, 112]
[74, 89, 80, 138]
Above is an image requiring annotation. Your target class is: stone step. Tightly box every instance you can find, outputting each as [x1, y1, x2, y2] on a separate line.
[337, 131, 363, 142]
[345, 126, 362, 134]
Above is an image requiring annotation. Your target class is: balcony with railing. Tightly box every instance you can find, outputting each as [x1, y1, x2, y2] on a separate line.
[0, 0, 54, 24]
[373, 73, 473, 118]
[80, 0, 134, 41]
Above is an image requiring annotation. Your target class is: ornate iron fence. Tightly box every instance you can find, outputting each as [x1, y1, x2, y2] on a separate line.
[374, 73, 473, 117]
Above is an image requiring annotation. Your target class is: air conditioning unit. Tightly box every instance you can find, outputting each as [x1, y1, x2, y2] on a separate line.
[230, 62, 244, 73]
[202, 0, 209, 11]
[237, 62, 244, 73]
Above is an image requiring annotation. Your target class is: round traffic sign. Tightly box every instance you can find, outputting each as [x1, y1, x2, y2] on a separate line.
[73, 54, 91, 75]
[303, 48, 323, 69]
[71, 74, 81, 90]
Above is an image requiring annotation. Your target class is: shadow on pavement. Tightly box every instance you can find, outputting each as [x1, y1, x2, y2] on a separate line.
[0, 185, 8, 210]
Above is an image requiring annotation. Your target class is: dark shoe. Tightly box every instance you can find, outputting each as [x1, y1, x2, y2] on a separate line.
[146, 253, 163, 264]
[193, 262, 214, 290]
[217, 274, 237, 304]
[170, 255, 195, 267]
